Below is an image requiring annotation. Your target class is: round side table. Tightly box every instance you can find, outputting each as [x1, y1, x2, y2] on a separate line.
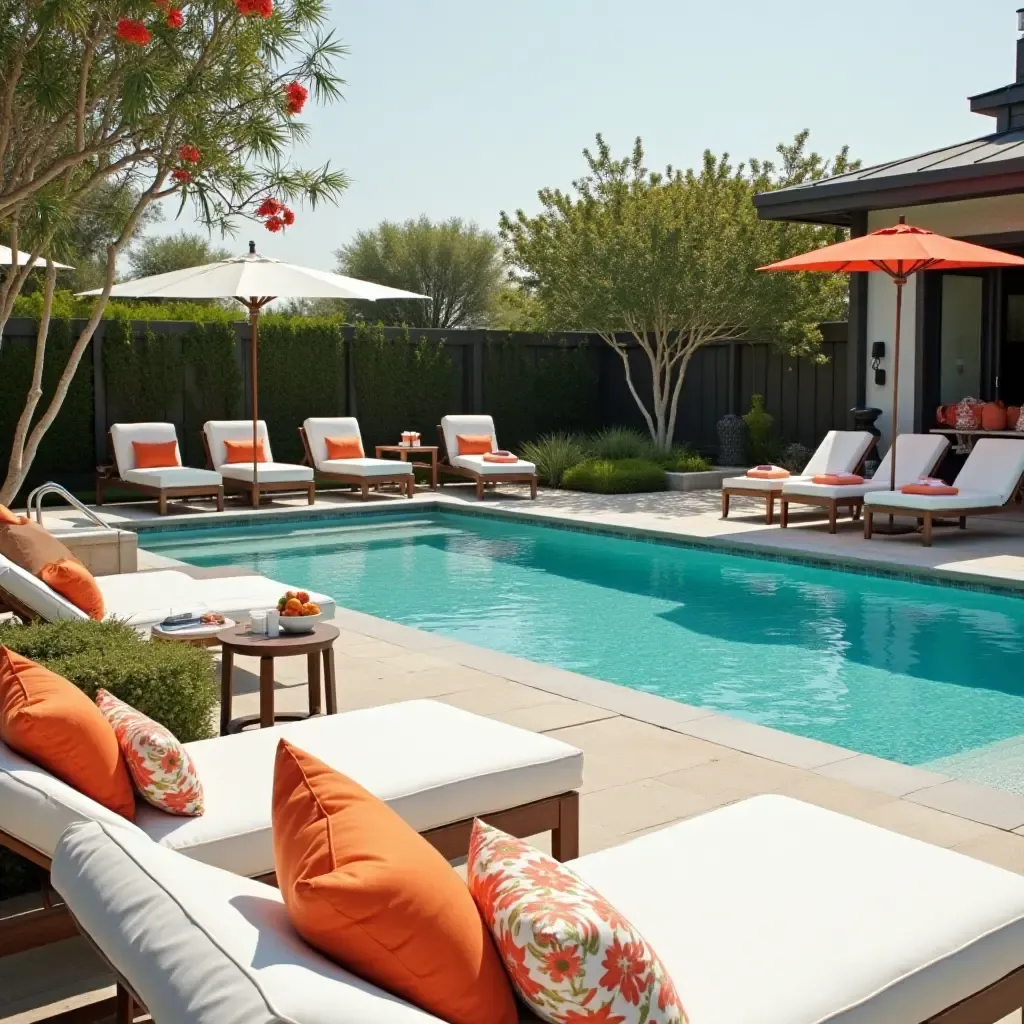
[151, 617, 235, 648]
[217, 622, 339, 735]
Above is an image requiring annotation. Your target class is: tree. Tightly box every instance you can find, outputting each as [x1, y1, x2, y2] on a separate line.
[126, 230, 232, 278]
[500, 132, 855, 451]
[0, 0, 348, 504]
[336, 215, 504, 328]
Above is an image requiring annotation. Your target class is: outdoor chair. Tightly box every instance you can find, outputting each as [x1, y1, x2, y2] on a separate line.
[98, 422, 224, 515]
[202, 420, 315, 507]
[720, 429, 873, 525]
[780, 433, 950, 532]
[300, 417, 414, 499]
[0, 554, 335, 629]
[437, 414, 538, 499]
[53, 794, 1024, 1024]
[0, 700, 582, 960]
[864, 436, 1024, 545]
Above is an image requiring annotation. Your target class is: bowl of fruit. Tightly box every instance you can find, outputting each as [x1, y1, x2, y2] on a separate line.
[276, 590, 322, 633]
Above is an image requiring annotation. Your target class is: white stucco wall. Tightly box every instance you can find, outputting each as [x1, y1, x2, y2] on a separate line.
[862, 195, 1024, 446]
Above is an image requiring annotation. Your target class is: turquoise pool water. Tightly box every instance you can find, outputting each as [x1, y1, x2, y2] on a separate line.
[141, 512, 1024, 767]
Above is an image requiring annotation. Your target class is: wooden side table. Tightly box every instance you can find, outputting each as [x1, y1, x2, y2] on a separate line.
[375, 444, 439, 490]
[217, 622, 339, 735]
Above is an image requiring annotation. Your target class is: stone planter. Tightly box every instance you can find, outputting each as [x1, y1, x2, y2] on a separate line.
[664, 467, 733, 492]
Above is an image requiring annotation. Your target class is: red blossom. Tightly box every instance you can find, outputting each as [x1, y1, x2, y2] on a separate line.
[495, 925, 544, 1002]
[172, 168, 192, 184]
[116, 18, 153, 45]
[281, 207, 295, 226]
[598, 938, 649, 1006]
[178, 144, 201, 164]
[235, 0, 273, 17]
[264, 215, 284, 233]
[540, 945, 582, 985]
[284, 80, 308, 115]
[166, 8, 184, 28]
[558, 1006, 627, 1024]
[256, 197, 283, 218]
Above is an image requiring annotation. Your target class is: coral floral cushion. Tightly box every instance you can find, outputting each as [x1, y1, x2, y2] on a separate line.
[468, 820, 687, 1024]
[95, 689, 203, 816]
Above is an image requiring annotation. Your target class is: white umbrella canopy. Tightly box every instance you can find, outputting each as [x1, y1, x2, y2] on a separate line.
[77, 241, 428, 504]
[0, 245, 73, 269]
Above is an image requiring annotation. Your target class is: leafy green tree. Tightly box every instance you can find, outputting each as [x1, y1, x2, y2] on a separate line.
[126, 230, 232, 279]
[500, 132, 854, 451]
[336, 215, 504, 328]
[0, 0, 348, 504]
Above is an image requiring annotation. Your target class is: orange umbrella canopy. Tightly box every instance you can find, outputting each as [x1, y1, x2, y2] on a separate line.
[760, 222, 1024, 280]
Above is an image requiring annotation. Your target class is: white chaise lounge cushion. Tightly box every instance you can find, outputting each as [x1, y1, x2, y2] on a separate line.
[53, 820, 443, 1024]
[450, 453, 536, 475]
[219, 461, 314, 484]
[782, 433, 949, 500]
[722, 429, 872, 492]
[203, 421, 312, 483]
[121, 467, 222, 489]
[865, 437, 1024, 511]
[303, 417, 414, 476]
[440, 414, 535, 474]
[569, 795, 1024, 1024]
[0, 553, 87, 621]
[2, 700, 582, 875]
[110, 422, 221, 487]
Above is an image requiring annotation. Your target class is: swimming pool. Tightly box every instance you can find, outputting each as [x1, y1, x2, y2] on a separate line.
[142, 511, 1024, 771]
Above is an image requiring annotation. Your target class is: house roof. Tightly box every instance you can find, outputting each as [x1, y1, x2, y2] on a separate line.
[753, 129, 1024, 227]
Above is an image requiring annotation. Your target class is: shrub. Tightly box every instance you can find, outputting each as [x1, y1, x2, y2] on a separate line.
[562, 458, 667, 494]
[780, 442, 812, 474]
[743, 394, 778, 464]
[586, 426, 659, 462]
[520, 432, 588, 487]
[0, 620, 218, 744]
[662, 449, 712, 473]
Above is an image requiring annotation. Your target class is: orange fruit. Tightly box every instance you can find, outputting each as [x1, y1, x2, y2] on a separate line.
[285, 598, 303, 613]
[309, 603, 320, 615]
[296, 590, 310, 604]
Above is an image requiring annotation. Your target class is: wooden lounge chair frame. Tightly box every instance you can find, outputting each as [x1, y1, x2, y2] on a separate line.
[97, 430, 224, 515]
[436, 423, 538, 500]
[202, 431, 314, 508]
[298, 427, 414, 499]
[864, 501, 1003, 547]
[0, 790, 579, 960]
[779, 444, 948, 534]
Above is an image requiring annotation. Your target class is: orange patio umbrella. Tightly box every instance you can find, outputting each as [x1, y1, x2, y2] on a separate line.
[760, 216, 1024, 490]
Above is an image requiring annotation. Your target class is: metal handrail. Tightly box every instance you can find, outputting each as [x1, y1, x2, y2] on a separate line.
[24, 482, 113, 530]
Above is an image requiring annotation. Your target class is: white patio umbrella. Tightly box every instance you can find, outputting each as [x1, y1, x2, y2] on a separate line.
[79, 241, 426, 489]
[0, 245, 73, 268]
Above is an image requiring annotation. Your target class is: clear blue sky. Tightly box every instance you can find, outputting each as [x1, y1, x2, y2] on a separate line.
[150, 0, 1019, 269]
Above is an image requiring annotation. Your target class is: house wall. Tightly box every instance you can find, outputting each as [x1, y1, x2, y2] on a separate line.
[863, 195, 1024, 445]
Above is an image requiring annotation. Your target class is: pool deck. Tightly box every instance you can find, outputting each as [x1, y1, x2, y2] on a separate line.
[6, 482, 1024, 1021]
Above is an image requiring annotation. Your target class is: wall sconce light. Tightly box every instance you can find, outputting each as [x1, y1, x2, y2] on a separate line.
[871, 341, 886, 387]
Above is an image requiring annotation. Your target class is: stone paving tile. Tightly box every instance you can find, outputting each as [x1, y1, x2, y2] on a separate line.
[435, 681, 575, 717]
[581, 779, 723, 838]
[772, 773, 895, 817]
[855, 799, 999, 849]
[953, 832, 1024, 874]
[656, 751, 811, 803]
[812, 753, 950, 797]
[486, 700, 617, 733]
[904, 780, 1024, 831]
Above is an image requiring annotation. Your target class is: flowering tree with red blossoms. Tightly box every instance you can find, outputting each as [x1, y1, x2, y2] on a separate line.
[0, 0, 348, 503]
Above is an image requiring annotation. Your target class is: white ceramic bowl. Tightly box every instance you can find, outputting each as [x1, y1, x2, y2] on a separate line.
[278, 613, 322, 634]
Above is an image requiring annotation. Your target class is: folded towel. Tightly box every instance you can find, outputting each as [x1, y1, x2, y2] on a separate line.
[483, 453, 518, 464]
[901, 482, 959, 496]
[812, 473, 865, 486]
[745, 465, 790, 480]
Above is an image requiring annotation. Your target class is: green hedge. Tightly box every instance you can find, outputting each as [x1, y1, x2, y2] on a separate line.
[0, 620, 217, 900]
[562, 458, 667, 494]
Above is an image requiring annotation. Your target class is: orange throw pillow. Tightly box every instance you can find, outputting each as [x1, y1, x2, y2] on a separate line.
[0, 648, 134, 820]
[812, 473, 865, 486]
[0, 517, 78, 575]
[222, 439, 267, 464]
[901, 483, 959, 496]
[0, 505, 23, 525]
[272, 740, 517, 1024]
[132, 439, 181, 469]
[745, 465, 790, 480]
[456, 434, 494, 456]
[38, 559, 104, 620]
[324, 436, 364, 460]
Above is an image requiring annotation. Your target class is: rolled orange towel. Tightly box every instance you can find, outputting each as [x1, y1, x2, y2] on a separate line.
[483, 453, 518, 464]
[901, 481, 959, 495]
[745, 465, 790, 480]
[812, 473, 865, 486]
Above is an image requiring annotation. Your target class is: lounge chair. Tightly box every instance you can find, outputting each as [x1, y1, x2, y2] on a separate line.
[54, 794, 1024, 1024]
[98, 423, 224, 515]
[864, 436, 1024, 546]
[779, 433, 950, 532]
[437, 415, 538, 499]
[203, 420, 315, 507]
[721, 429, 873, 525]
[2, 700, 582, 955]
[300, 417, 415, 499]
[0, 555, 335, 629]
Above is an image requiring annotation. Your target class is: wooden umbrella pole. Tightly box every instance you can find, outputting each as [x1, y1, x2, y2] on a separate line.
[889, 278, 903, 492]
[250, 299, 259, 507]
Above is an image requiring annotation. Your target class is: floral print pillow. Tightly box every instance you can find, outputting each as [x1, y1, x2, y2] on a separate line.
[467, 820, 686, 1024]
[95, 689, 204, 816]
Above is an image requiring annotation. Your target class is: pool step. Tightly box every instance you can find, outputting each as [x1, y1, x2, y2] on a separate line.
[923, 735, 1024, 797]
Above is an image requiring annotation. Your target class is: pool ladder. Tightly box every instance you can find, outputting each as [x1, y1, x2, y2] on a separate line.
[24, 482, 113, 530]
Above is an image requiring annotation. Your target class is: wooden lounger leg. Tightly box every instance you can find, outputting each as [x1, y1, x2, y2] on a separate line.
[475, 478, 484, 500]
[157, 493, 168, 516]
[250, 484, 260, 508]
[216, 488, 224, 512]
[116, 983, 135, 1024]
[307, 482, 315, 505]
[406, 477, 415, 498]
[721, 491, 730, 518]
[530, 476, 537, 500]
[360, 481, 369, 499]
[780, 499, 788, 528]
[864, 510, 873, 539]
[828, 501, 837, 534]
[765, 494, 774, 525]
[922, 513, 933, 547]
[551, 792, 580, 862]
[959, 516, 967, 530]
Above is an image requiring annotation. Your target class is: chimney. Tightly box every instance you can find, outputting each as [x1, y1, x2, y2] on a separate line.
[1018, 8, 1024, 81]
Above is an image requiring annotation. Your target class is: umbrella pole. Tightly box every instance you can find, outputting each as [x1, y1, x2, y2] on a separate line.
[889, 279, 903, 492]
[250, 300, 260, 508]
